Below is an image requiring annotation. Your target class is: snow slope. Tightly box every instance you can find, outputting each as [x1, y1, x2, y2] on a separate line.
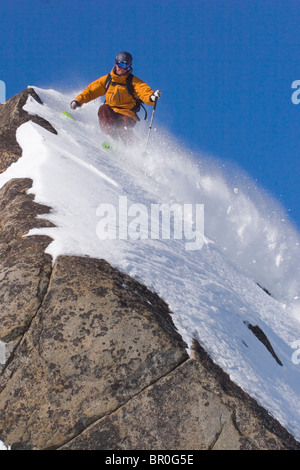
[0, 87, 300, 441]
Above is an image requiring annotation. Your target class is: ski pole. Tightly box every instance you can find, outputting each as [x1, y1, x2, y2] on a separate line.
[145, 97, 158, 149]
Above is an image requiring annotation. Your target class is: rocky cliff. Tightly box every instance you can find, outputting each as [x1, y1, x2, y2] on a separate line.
[0, 89, 299, 450]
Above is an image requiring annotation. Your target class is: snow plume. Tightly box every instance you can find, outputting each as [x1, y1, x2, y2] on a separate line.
[0, 87, 300, 440]
[125, 124, 300, 309]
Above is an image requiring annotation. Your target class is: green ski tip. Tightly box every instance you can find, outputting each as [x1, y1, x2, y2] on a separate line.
[102, 141, 114, 151]
[62, 111, 74, 120]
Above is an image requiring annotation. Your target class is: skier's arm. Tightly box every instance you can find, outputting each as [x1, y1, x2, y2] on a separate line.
[132, 77, 159, 106]
[74, 75, 108, 105]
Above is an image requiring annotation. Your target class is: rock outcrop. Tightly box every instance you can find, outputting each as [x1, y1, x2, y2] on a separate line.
[0, 89, 299, 450]
[0, 88, 56, 173]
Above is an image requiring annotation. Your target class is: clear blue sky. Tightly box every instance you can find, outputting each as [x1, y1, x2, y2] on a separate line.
[1, 0, 300, 230]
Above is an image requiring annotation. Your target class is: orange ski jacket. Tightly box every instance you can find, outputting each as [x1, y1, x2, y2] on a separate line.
[75, 68, 155, 121]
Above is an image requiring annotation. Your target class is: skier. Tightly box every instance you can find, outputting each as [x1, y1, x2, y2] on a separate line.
[70, 51, 161, 146]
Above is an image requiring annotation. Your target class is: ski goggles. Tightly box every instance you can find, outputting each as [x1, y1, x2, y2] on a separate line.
[116, 61, 131, 70]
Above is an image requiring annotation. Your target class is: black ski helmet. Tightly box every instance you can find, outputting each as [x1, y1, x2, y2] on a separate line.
[115, 51, 133, 67]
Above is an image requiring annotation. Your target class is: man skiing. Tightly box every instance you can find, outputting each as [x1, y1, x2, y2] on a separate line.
[70, 51, 161, 145]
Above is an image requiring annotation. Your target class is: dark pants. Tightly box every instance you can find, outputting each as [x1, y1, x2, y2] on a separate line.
[98, 104, 136, 145]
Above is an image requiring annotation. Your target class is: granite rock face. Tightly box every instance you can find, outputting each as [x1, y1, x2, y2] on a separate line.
[0, 255, 188, 449]
[0, 89, 299, 450]
[0, 178, 53, 369]
[61, 340, 299, 451]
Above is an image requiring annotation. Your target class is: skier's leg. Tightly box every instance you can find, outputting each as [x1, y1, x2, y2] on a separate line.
[118, 115, 137, 146]
[98, 104, 119, 140]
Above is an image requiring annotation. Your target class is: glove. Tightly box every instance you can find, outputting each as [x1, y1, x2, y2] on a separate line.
[70, 100, 81, 110]
[150, 90, 161, 102]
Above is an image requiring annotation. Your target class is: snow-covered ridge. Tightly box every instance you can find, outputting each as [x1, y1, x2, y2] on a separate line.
[0, 87, 299, 440]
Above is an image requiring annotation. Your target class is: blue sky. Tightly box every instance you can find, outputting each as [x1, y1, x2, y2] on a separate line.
[1, 0, 300, 230]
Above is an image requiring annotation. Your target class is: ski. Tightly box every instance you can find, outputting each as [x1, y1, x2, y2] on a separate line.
[62, 111, 74, 120]
[102, 141, 114, 152]
[101, 141, 127, 160]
